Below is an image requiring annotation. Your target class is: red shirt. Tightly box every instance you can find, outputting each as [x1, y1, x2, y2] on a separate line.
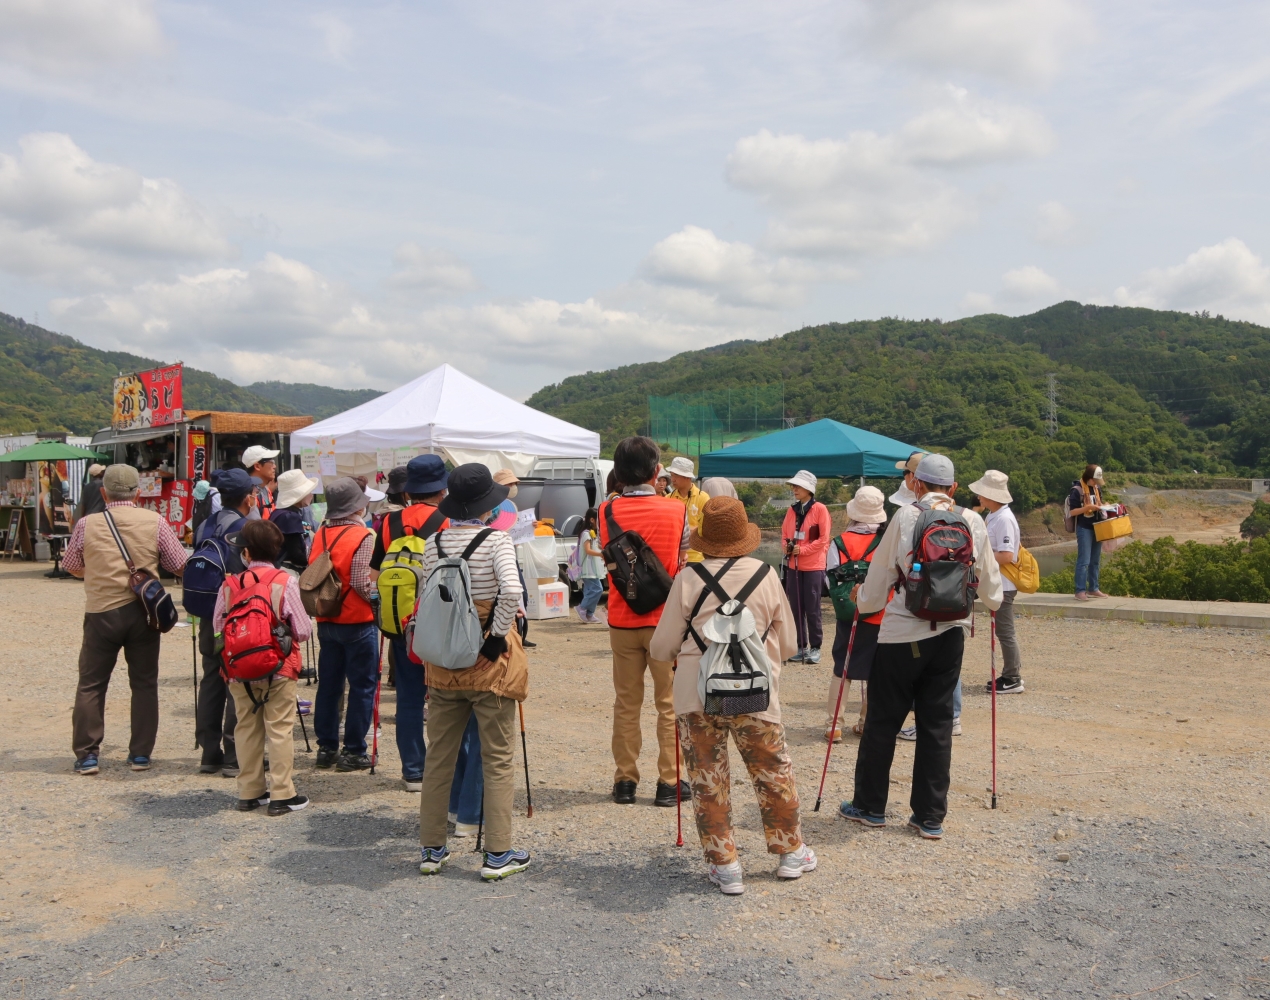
[598, 494, 686, 629]
[781, 500, 831, 571]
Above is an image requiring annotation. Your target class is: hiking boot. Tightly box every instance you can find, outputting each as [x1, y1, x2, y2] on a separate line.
[237, 795, 269, 812]
[221, 761, 240, 778]
[708, 861, 744, 895]
[452, 821, 480, 838]
[907, 816, 943, 840]
[128, 755, 152, 771]
[402, 776, 422, 793]
[267, 794, 309, 816]
[481, 849, 531, 880]
[986, 676, 1024, 695]
[612, 780, 637, 804]
[419, 846, 450, 875]
[897, 725, 917, 741]
[335, 751, 372, 772]
[74, 754, 99, 775]
[315, 746, 338, 769]
[777, 845, 818, 880]
[952, 717, 962, 737]
[805, 647, 821, 664]
[654, 780, 690, 807]
[839, 801, 886, 827]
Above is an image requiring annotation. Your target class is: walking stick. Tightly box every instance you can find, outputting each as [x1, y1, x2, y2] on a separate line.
[517, 702, 534, 818]
[191, 617, 199, 749]
[990, 610, 998, 810]
[370, 635, 384, 775]
[674, 720, 684, 848]
[475, 800, 484, 854]
[814, 611, 858, 812]
[297, 704, 312, 752]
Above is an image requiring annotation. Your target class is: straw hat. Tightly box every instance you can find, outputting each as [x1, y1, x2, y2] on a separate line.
[689, 496, 762, 558]
[275, 468, 319, 509]
[968, 469, 1012, 505]
[846, 485, 887, 524]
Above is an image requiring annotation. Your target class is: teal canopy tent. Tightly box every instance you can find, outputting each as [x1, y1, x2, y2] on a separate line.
[698, 418, 920, 479]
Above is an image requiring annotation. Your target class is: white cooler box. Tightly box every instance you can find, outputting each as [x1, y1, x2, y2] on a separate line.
[525, 581, 569, 620]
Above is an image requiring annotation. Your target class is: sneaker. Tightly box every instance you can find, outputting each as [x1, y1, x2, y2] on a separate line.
[952, 717, 962, 737]
[452, 821, 480, 838]
[198, 760, 221, 774]
[221, 762, 240, 778]
[897, 726, 917, 741]
[127, 755, 151, 771]
[447, 811, 458, 825]
[267, 794, 309, 816]
[576, 608, 590, 623]
[907, 816, 943, 840]
[777, 845, 818, 879]
[419, 846, 451, 875]
[787, 649, 807, 663]
[522, 639, 537, 649]
[315, 746, 338, 769]
[74, 754, 99, 775]
[402, 777, 422, 793]
[1092, 590, 1110, 598]
[481, 849, 531, 880]
[708, 861, 744, 895]
[804, 647, 821, 664]
[654, 780, 691, 807]
[1074, 591, 1089, 601]
[838, 801, 886, 828]
[335, 751, 372, 772]
[986, 676, 1024, 695]
[824, 726, 842, 744]
[237, 795, 269, 812]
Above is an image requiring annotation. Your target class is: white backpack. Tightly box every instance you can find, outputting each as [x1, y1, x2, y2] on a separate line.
[411, 528, 497, 670]
[684, 560, 775, 716]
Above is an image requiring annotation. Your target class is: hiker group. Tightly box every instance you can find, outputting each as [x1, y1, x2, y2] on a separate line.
[65, 437, 1039, 894]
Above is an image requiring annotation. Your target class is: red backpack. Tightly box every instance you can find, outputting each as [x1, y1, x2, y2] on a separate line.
[220, 568, 294, 711]
[901, 506, 979, 629]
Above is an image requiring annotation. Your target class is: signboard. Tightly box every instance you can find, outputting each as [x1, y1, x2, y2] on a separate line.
[186, 429, 207, 482]
[509, 508, 537, 545]
[112, 363, 183, 431]
[165, 480, 191, 527]
[375, 449, 395, 473]
[393, 446, 420, 468]
[138, 472, 163, 498]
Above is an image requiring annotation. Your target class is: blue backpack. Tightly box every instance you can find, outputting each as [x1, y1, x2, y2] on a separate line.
[182, 509, 246, 620]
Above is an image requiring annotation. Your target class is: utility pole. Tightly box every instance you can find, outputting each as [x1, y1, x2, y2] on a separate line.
[1046, 373, 1058, 439]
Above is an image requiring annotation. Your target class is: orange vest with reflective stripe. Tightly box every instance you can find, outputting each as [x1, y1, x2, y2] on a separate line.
[309, 524, 374, 624]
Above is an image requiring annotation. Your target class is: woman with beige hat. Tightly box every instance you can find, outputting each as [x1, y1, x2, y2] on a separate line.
[269, 468, 320, 573]
[650, 496, 815, 896]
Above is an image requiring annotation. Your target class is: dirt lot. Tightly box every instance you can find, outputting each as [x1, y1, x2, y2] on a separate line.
[1, 558, 1268, 999]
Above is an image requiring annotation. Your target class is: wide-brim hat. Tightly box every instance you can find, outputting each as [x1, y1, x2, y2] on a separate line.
[689, 496, 762, 558]
[846, 484, 887, 524]
[324, 477, 370, 520]
[786, 469, 817, 493]
[405, 454, 448, 495]
[888, 483, 917, 507]
[667, 456, 696, 478]
[968, 469, 1012, 505]
[438, 463, 510, 520]
[275, 468, 319, 508]
[493, 469, 520, 500]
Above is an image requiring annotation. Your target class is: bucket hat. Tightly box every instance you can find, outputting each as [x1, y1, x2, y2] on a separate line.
[324, 477, 370, 520]
[275, 468, 320, 509]
[405, 454, 448, 495]
[968, 469, 1012, 505]
[493, 469, 520, 500]
[914, 454, 956, 488]
[438, 464, 510, 520]
[689, 496, 762, 558]
[699, 476, 738, 500]
[386, 466, 408, 494]
[888, 483, 917, 507]
[846, 485, 887, 524]
[667, 456, 696, 478]
[786, 469, 817, 494]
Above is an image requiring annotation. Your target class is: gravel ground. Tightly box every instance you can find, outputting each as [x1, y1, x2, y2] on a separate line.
[1, 560, 1268, 999]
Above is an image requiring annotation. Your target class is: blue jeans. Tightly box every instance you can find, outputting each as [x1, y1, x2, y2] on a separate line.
[1075, 525, 1102, 594]
[315, 621, 380, 754]
[448, 714, 485, 825]
[580, 577, 603, 616]
[391, 636, 426, 781]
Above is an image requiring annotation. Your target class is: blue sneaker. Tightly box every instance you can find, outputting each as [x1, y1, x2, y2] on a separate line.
[127, 755, 152, 771]
[419, 846, 451, 875]
[480, 848, 531, 880]
[74, 754, 99, 775]
[907, 816, 943, 840]
[838, 801, 886, 827]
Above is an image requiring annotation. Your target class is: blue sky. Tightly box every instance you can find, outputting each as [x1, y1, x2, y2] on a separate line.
[1, 0, 1268, 398]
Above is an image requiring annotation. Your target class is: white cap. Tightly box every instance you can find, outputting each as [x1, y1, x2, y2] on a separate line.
[667, 456, 696, 478]
[786, 469, 817, 493]
[241, 445, 281, 468]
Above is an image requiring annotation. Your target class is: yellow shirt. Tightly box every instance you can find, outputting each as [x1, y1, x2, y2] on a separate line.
[670, 485, 710, 562]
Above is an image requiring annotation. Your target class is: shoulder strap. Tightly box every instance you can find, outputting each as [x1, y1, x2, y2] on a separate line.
[459, 527, 495, 561]
[833, 535, 848, 557]
[732, 562, 771, 606]
[102, 510, 137, 573]
[386, 509, 405, 542]
[418, 506, 447, 540]
[864, 530, 884, 556]
[683, 559, 739, 653]
[603, 499, 622, 540]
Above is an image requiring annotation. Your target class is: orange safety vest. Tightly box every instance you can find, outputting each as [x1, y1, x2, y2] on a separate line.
[835, 531, 886, 626]
[309, 524, 374, 624]
[597, 494, 685, 629]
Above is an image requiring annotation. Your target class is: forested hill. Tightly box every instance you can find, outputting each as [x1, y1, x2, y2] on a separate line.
[247, 381, 383, 420]
[526, 302, 1270, 508]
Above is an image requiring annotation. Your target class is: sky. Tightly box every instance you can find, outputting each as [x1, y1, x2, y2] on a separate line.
[1, 0, 1269, 399]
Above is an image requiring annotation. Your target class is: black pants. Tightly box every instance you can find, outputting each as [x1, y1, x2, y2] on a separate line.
[852, 627, 963, 825]
[195, 620, 237, 765]
[73, 602, 161, 759]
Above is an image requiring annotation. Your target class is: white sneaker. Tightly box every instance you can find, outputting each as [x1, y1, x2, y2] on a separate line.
[402, 777, 422, 792]
[708, 861, 744, 895]
[576, 608, 589, 622]
[952, 717, 962, 737]
[777, 844, 818, 879]
[447, 811, 457, 825]
[452, 821, 480, 838]
[897, 726, 917, 742]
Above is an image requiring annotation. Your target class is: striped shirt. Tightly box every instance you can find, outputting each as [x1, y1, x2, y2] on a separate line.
[421, 525, 520, 638]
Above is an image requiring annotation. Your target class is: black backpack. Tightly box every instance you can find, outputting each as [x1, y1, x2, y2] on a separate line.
[601, 499, 676, 615]
[901, 506, 978, 629]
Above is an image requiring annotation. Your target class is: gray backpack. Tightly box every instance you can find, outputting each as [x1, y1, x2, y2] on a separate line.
[410, 528, 496, 670]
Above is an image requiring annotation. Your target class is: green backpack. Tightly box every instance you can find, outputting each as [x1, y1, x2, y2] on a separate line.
[376, 508, 446, 636]
[826, 532, 882, 622]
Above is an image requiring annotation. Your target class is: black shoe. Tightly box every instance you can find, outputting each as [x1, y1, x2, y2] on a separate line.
[267, 794, 309, 816]
[986, 676, 1024, 694]
[335, 751, 372, 772]
[237, 795, 269, 812]
[654, 780, 691, 807]
[198, 761, 221, 774]
[221, 760, 240, 778]
[315, 746, 338, 769]
[612, 780, 637, 804]
[522, 639, 537, 649]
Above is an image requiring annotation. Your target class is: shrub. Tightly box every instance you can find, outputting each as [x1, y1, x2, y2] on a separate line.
[1241, 499, 1270, 540]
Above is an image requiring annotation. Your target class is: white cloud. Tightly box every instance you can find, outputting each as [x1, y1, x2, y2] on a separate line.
[898, 87, 1053, 166]
[313, 13, 354, 66]
[1113, 238, 1270, 322]
[0, 133, 231, 288]
[960, 291, 995, 313]
[386, 243, 480, 296]
[1001, 264, 1060, 299]
[1034, 200, 1078, 245]
[860, 0, 1093, 85]
[0, 0, 164, 75]
[639, 225, 818, 308]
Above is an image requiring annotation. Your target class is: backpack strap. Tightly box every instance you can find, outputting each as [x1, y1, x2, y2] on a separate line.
[732, 562, 771, 606]
[459, 527, 495, 561]
[683, 559, 738, 652]
[386, 509, 405, 544]
[602, 499, 622, 542]
[832, 535, 849, 558]
[864, 531, 883, 557]
[417, 506, 447, 540]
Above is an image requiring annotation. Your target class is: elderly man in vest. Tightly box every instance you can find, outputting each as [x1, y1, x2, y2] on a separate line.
[63, 464, 188, 775]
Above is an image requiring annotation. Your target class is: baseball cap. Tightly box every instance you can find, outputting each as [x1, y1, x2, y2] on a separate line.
[241, 445, 280, 468]
[895, 451, 927, 474]
[102, 464, 140, 493]
[914, 454, 956, 488]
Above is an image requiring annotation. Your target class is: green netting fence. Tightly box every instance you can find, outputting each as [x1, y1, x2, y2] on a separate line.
[649, 385, 788, 457]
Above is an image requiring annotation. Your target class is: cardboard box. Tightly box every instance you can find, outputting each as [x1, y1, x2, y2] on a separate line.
[1093, 515, 1133, 542]
[525, 581, 569, 620]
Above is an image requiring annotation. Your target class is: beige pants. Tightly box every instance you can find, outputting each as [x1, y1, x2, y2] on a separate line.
[609, 626, 677, 786]
[825, 676, 867, 730]
[419, 688, 517, 853]
[230, 676, 297, 802]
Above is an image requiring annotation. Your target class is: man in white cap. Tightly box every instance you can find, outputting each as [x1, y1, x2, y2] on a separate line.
[839, 454, 1002, 840]
[241, 444, 280, 519]
[781, 470, 831, 663]
[666, 456, 710, 563]
[970, 470, 1024, 694]
[889, 451, 926, 507]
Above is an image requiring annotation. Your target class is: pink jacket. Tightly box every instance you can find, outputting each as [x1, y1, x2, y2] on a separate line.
[781, 500, 831, 572]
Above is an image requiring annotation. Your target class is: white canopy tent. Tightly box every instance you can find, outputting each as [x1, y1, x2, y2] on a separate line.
[290, 363, 600, 478]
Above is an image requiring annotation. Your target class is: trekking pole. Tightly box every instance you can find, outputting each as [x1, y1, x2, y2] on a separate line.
[370, 636, 384, 775]
[517, 702, 534, 818]
[475, 800, 484, 854]
[297, 703, 312, 752]
[191, 618, 199, 750]
[990, 610, 998, 810]
[814, 611, 858, 812]
[674, 720, 684, 848]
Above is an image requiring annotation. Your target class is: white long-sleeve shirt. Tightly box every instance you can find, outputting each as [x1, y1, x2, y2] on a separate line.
[856, 491, 1003, 644]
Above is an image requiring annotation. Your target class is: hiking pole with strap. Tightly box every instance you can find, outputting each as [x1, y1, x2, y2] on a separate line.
[990, 610, 998, 810]
[191, 617, 199, 749]
[517, 702, 534, 818]
[814, 610, 858, 812]
[370, 634, 384, 775]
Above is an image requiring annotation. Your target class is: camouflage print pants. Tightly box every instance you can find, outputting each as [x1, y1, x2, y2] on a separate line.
[677, 712, 803, 866]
